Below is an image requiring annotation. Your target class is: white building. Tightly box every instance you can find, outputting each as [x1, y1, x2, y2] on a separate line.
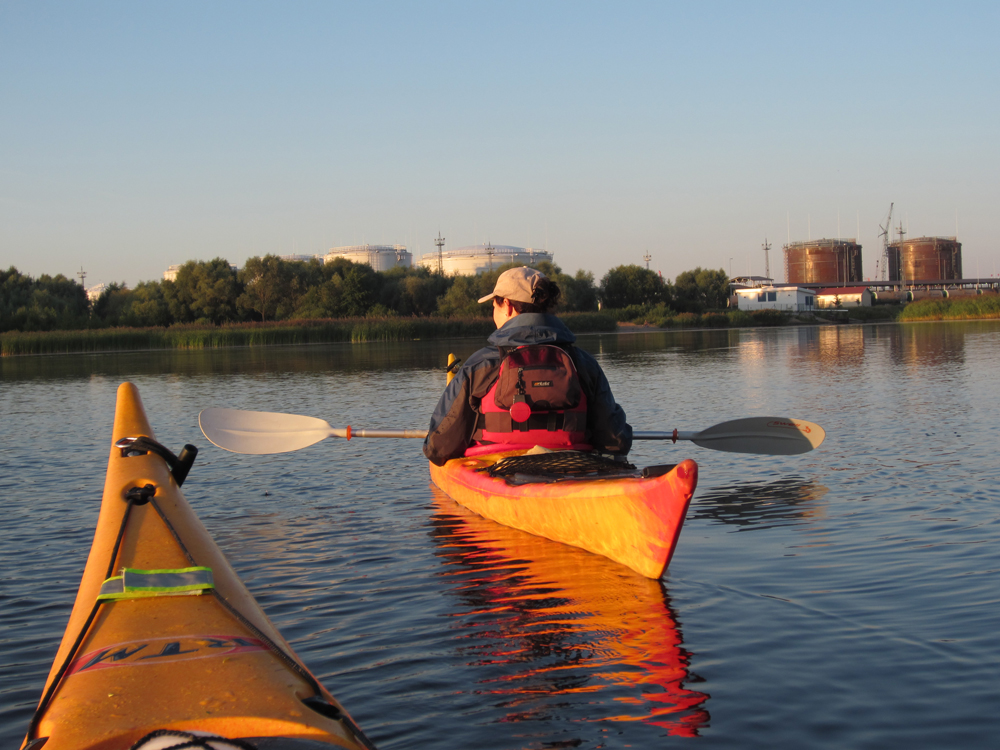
[815, 286, 873, 308]
[86, 283, 109, 302]
[734, 286, 816, 312]
[418, 244, 553, 276]
[324, 245, 412, 271]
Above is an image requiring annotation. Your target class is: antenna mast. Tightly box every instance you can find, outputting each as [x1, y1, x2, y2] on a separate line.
[643, 252, 651, 269]
[76, 267, 87, 288]
[434, 232, 445, 274]
[762, 238, 771, 281]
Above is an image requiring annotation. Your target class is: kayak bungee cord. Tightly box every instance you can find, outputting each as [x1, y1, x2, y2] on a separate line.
[24, 433, 380, 750]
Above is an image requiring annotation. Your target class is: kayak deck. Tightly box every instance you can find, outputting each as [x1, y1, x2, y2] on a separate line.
[23, 383, 374, 750]
[429, 452, 698, 578]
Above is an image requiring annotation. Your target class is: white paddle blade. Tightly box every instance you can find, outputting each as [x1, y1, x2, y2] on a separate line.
[691, 417, 825, 455]
[198, 408, 338, 454]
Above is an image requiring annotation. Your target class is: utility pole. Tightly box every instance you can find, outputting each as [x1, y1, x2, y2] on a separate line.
[897, 220, 907, 290]
[434, 232, 445, 274]
[643, 252, 651, 269]
[76, 267, 87, 288]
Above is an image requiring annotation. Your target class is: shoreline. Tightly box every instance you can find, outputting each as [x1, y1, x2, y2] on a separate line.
[5, 313, 998, 358]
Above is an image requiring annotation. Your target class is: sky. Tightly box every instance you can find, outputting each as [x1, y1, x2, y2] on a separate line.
[2, 1, 998, 288]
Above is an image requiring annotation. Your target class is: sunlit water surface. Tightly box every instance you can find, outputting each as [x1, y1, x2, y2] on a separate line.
[2, 323, 999, 748]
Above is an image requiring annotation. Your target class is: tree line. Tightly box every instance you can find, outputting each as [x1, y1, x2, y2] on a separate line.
[1, 258, 730, 333]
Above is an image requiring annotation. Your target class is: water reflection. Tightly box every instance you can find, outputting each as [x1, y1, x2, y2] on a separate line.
[794, 326, 867, 366]
[0, 339, 471, 381]
[692, 477, 829, 531]
[885, 323, 968, 368]
[604, 328, 740, 357]
[428, 487, 710, 737]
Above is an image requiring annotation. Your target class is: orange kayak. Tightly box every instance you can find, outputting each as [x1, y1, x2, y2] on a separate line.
[428, 452, 697, 578]
[22, 383, 376, 750]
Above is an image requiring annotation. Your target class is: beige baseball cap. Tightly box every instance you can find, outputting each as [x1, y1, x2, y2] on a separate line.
[478, 266, 547, 304]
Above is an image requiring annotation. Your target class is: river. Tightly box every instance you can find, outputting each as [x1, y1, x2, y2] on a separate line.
[2, 321, 999, 748]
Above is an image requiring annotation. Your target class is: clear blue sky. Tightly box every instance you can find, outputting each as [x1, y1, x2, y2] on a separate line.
[2, 1, 998, 287]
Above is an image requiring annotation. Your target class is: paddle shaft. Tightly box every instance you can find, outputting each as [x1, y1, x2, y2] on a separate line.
[334, 428, 428, 439]
[340, 430, 694, 440]
[633, 431, 698, 442]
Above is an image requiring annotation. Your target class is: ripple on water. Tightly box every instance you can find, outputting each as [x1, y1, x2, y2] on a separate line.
[3, 328, 1000, 748]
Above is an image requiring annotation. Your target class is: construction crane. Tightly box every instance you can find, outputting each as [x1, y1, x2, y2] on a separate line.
[876, 203, 894, 280]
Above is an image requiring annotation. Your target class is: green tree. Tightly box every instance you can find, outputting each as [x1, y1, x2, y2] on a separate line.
[339, 264, 379, 316]
[560, 269, 599, 311]
[599, 265, 670, 308]
[527, 261, 597, 312]
[124, 281, 172, 327]
[92, 282, 172, 327]
[673, 267, 729, 312]
[91, 282, 131, 326]
[0, 267, 90, 331]
[378, 266, 450, 316]
[237, 255, 295, 322]
[1, 267, 37, 332]
[293, 275, 344, 318]
[289, 258, 381, 318]
[163, 259, 241, 324]
[436, 275, 488, 317]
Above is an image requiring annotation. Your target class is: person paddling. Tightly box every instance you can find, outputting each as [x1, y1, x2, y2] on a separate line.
[423, 266, 632, 466]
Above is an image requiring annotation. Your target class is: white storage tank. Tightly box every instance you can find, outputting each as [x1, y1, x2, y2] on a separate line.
[418, 244, 553, 275]
[324, 245, 412, 271]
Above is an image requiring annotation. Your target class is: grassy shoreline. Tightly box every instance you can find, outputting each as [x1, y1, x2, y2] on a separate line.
[0, 313, 615, 357]
[4, 298, 999, 356]
[897, 295, 1000, 322]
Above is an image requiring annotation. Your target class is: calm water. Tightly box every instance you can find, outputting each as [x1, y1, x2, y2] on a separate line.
[2, 323, 999, 748]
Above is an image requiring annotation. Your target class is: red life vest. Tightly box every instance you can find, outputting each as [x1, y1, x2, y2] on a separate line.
[466, 344, 592, 456]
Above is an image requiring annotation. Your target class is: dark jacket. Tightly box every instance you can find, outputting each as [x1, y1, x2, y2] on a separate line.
[423, 313, 632, 465]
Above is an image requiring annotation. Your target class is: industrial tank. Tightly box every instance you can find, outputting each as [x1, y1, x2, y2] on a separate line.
[324, 245, 412, 271]
[784, 239, 863, 284]
[417, 244, 553, 276]
[887, 237, 961, 282]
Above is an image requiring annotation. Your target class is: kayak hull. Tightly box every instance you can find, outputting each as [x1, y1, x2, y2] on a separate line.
[429, 454, 697, 578]
[22, 383, 372, 750]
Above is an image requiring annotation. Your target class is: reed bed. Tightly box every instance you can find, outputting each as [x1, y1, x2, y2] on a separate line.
[1, 313, 617, 356]
[898, 295, 1000, 322]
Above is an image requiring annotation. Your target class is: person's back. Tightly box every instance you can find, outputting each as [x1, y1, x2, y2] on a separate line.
[423, 267, 631, 466]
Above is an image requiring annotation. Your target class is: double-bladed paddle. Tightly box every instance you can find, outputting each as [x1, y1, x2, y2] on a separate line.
[198, 408, 825, 456]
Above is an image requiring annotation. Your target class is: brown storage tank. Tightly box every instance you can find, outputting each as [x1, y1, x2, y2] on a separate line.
[887, 237, 962, 281]
[784, 239, 863, 284]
